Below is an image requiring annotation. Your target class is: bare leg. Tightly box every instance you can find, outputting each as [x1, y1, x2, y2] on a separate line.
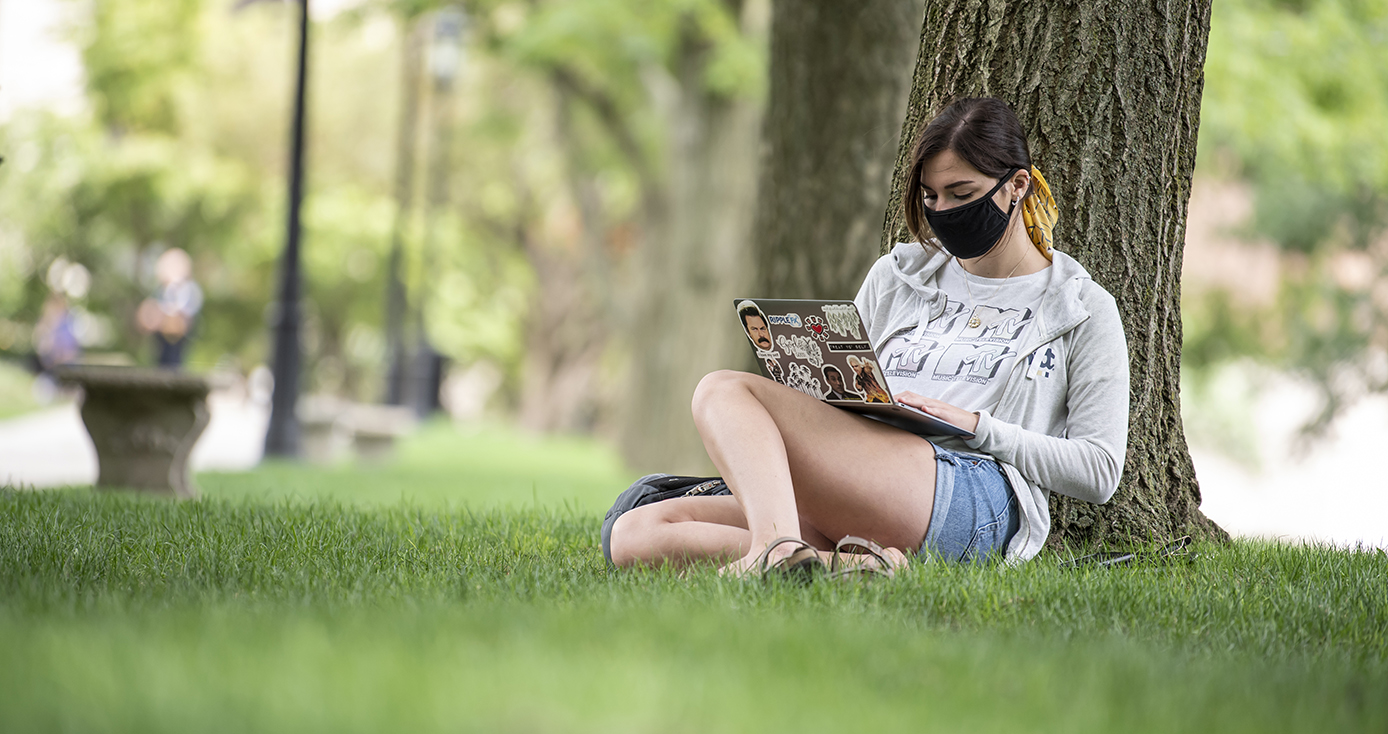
[689, 370, 936, 574]
[610, 496, 835, 568]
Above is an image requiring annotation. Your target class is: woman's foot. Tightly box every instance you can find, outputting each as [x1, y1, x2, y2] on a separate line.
[719, 537, 821, 579]
[830, 536, 909, 578]
[835, 546, 908, 576]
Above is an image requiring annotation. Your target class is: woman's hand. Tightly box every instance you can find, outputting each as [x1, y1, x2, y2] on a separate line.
[893, 391, 980, 433]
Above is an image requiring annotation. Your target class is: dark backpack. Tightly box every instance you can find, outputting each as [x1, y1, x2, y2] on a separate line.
[600, 474, 731, 564]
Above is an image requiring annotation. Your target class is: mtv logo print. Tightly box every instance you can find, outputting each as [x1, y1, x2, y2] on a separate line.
[966, 306, 1034, 342]
[922, 299, 970, 337]
[880, 337, 941, 378]
[934, 343, 1014, 384]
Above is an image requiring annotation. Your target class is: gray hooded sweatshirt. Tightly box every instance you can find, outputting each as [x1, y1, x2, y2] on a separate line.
[854, 242, 1130, 562]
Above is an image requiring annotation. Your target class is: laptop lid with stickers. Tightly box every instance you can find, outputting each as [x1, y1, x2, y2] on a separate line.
[732, 298, 974, 439]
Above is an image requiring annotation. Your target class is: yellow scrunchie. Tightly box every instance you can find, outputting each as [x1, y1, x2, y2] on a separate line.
[1020, 166, 1058, 261]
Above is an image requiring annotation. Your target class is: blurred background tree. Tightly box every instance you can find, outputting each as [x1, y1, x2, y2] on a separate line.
[1187, 0, 1388, 439]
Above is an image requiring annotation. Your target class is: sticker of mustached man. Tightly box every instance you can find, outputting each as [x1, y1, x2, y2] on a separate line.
[737, 300, 780, 360]
[878, 259, 1051, 414]
[846, 355, 893, 403]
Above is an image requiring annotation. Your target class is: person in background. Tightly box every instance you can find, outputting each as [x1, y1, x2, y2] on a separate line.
[137, 248, 203, 369]
[34, 292, 81, 372]
[30, 292, 82, 404]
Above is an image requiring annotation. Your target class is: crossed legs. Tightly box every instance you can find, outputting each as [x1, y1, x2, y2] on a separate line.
[610, 370, 937, 571]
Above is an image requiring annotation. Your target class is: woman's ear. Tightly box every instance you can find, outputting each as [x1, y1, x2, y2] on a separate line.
[1010, 168, 1032, 201]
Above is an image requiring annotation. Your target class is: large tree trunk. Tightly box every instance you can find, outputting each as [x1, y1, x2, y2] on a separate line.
[622, 0, 925, 473]
[755, 0, 924, 300]
[618, 3, 768, 474]
[881, 1, 1227, 546]
[516, 88, 613, 434]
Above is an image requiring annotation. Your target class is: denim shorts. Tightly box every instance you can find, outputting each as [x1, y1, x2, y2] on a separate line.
[920, 445, 1020, 564]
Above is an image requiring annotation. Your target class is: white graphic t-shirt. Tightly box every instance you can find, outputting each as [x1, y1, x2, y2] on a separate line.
[878, 258, 1052, 415]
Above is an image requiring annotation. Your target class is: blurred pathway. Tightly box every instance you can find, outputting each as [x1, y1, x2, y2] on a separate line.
[0, 392, 267, 487]
[1192, 381, 1388, 550]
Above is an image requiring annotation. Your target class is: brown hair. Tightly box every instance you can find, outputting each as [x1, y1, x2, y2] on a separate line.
[902, 98, 1034, 246]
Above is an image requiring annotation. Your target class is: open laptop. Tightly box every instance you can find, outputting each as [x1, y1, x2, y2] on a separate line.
[733, 298, 975, 439]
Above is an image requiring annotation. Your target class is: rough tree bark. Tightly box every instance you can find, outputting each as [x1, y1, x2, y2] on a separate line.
[754, 0, 924, 300]
[881, 0, 1227, 546]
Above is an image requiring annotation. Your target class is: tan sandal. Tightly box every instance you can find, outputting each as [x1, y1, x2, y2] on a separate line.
[754, 536, 825, 584]
[828, 535, 901, 580]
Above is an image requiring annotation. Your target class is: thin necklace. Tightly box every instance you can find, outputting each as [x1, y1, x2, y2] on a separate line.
[962, 252, 1025, 329]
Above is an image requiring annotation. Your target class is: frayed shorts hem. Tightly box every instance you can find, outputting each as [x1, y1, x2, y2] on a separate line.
[919, 445, 1020, 564]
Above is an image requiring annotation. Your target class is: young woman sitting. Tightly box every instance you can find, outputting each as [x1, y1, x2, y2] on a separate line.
[609, 97, 1130, 575]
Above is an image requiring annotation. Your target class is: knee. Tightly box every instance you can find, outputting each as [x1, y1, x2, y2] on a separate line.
[691, 369, 751, 423]
[609, 509, 653, 568]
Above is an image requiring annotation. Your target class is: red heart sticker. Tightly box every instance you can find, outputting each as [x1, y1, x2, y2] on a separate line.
[812, 324, 823, 334]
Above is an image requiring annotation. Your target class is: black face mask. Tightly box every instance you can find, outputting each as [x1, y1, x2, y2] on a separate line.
[922, 169, 1018, 260]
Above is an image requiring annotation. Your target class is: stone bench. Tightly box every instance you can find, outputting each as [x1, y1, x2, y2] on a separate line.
[296, 396, 416, 464]
[342, 403, 416, 462]
[298, 394, 351, 464]
[56, 365, 211, 499]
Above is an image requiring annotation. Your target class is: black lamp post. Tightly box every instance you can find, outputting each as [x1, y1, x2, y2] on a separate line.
[384, 19, 424, 408]
[411, 6, 465, 416]
[259, 0, 310, 457]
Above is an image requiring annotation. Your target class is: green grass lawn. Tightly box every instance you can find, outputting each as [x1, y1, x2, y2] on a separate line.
[198, 421, 635, 512]
[3, 422, 1385, 733]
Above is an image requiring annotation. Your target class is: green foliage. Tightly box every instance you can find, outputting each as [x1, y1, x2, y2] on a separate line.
[483, 0, 763, 100]
[3, 0, 765, 417]
[75, 0, 203, 134]
[1182, 254, 1387, 436]
[1182, 289, 1274, 370]
[0, 113, 269, 361]
[472, 0, 764, 215]
[1190, 0, 1388, 432]
[1202, 0, 1388, 204]
[2, 1, 536, 391]
[1178, 362, 1266, 468]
